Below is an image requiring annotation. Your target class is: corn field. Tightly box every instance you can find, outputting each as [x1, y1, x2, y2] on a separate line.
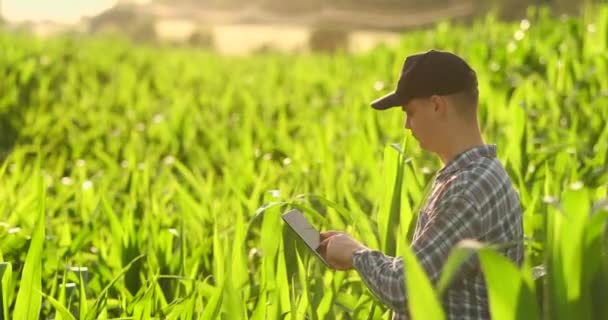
[0, 4, 607, 320]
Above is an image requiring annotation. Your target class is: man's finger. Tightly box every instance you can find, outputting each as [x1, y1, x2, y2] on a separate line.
[318, 239, 339, 270]
[317, 239, 330, 257]
[320, 231, 342, 240]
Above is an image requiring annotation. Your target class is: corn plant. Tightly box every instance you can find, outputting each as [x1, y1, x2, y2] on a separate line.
[0, 4, 607, 319]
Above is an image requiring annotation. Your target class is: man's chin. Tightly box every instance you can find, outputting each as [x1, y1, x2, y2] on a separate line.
[417, 140, 430, 152]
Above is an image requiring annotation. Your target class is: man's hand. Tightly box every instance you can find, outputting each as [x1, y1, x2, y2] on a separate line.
[317, 231, 368, 270]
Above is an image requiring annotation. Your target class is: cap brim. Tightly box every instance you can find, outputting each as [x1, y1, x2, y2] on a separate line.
[370, 92, 402, 110]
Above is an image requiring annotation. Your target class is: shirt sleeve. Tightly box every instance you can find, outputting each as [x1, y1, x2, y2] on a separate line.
[352, 193, 479, 313]
[352, 249, 408, 313]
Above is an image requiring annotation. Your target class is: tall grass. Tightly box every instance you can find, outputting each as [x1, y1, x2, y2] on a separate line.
[0, 4, 607, 319]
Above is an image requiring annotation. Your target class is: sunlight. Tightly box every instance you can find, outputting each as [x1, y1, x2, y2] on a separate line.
[0, 0, 120, 24]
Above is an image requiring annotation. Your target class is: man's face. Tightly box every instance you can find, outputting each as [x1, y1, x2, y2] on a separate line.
[402, 97, 443, 152]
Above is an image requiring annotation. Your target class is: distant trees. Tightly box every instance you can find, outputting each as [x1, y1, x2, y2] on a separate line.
[87, 4, 157, 43]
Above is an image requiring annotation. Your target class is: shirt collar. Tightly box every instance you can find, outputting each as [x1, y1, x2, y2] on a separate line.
[436, 144, 497, 180]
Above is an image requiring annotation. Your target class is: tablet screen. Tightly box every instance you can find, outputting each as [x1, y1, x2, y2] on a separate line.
[281, 209, 328, 266]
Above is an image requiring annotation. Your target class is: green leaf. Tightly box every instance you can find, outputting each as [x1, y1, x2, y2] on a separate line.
[38, 290, 76, 320]
[0, 262, 12, 320]
[85, 254, 145, 320]
[201, 284, 223, 319]
[436, 240, 484, 296]
[78, 270, 88, 320]
[13, 174, 45, 320]
[479, 249, 540, 320]
[379, 137, 408, 256]
[401, 245, 446, 320]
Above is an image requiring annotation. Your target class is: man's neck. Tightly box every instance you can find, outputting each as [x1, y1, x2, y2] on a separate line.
[438, 125, 485, 165]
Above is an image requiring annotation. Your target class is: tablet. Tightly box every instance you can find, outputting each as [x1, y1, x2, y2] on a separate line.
[281, 209, 329, 266]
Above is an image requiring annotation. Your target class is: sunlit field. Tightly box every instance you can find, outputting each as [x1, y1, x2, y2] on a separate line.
[0, 5, 607, 320]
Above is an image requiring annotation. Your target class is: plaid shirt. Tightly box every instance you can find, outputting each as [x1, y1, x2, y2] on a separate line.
[352, 144, 524, 319]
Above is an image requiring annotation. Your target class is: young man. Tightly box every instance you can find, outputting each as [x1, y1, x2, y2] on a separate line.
[317, 50, 524, 319]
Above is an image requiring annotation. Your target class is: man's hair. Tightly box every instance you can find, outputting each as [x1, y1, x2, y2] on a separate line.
[447, 86, 479, 116]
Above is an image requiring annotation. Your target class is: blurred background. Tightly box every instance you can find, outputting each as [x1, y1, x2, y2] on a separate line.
[0, 0, 594, 54]
[1, 1, 607, 319]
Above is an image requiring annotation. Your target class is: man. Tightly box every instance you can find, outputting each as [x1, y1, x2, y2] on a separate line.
[317, 50, 524, 319]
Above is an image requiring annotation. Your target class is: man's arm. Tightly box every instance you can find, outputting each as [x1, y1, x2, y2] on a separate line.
[352, 193, 479, 312]
[352, 249, 408, 313]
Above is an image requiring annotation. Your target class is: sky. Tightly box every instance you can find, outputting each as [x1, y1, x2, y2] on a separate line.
[0, 0, 129, 24]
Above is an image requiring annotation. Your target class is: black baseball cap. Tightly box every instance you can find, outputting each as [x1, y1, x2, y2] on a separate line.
[371, 50, 478, 110]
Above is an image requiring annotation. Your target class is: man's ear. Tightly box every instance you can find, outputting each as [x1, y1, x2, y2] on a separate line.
[429, 95, 448, 116]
